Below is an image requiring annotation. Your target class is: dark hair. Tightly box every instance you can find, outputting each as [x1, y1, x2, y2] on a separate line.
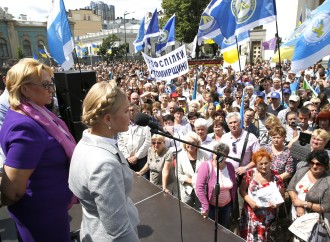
[162, 114, 174, 122]
[298, 107, 311, 118]
[187, 111, 200, 120]
[173, 107, 184, 114]
[214, 110, 226, 117]
[306, 150, 329, 170]
[285, 111, 297, 121]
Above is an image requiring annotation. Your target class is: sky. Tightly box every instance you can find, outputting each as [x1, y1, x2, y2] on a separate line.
[1, 0, 162, 21]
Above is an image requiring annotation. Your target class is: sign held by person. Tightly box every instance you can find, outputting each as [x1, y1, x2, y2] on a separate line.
[142, 45, 189, 81]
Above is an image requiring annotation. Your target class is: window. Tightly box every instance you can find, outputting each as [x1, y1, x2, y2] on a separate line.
[38, 40, 44, 51]
[0, 38, 9, 57]
[23, 40, 32, 57]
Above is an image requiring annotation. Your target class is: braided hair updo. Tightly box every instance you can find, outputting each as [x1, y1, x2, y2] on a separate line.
[82, 80, 127, 128]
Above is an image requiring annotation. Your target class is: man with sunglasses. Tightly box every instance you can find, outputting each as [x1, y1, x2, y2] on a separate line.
[219, 112, 260, 175]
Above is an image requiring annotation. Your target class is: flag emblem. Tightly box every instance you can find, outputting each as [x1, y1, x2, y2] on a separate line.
[231, 0, 256, 24]
[199, 14, 217, 32]
[304, 14, 330, 44]
[159, 30, 169, 44]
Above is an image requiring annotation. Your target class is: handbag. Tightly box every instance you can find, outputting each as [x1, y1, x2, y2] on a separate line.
[307, 213, 330, 242]
[268, 204, 291, 242]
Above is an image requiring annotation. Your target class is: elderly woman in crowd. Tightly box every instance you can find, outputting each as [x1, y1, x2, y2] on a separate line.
[136, 134, 173, 194]
[195, 142, 237, 228]
[288, 150, 330, 239]
[207, 119, 225, 142]
[239, 149, 285, 242]
[69, 81, 139, 241]
[263, 126, 295, 181]
[177, 131, 209, 208]
[0, 59, 76, 241]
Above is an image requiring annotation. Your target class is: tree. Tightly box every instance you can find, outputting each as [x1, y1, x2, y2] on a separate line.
[16, 46, 24, 59]
[97, 34, 121, 60]
[161, 0, 209, 43]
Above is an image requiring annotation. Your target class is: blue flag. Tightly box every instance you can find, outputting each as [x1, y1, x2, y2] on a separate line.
[145, 9, 160, 39]
[209, 0, 276, 39]
[291, 0, 330, 73]
[240, 89, 245, 129]
[133, 16, 145, 53]
[47, 0, 74, 70]
[197, 0, 223, 45]
[192, 71, 199, 100]
[33, 53, 38, 60]
[156, 14, 176, 56]
[145, 9, 160, 49]
[221, 31, 250, 53]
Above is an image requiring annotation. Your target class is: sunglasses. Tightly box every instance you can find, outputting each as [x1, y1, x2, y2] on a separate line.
[29, 82, 55, 90]
[309, 161, 323, 168]
[232, 142, 237, 154]
[152, 141, 162, 145]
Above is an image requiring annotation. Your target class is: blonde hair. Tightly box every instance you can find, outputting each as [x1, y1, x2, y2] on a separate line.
[151, 134, 165, 143]
[181, 131, 202, 151]
[265, 115, 282, 129]
[6, 58, 53, 109]
[81, 80, 127, 128]
[312, 129, 330, 143]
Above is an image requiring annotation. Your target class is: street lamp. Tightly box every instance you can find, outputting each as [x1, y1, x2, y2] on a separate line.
[124, 11, 134, 61]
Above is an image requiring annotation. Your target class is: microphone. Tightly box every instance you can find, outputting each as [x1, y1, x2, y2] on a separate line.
[134, 113, 168, 134]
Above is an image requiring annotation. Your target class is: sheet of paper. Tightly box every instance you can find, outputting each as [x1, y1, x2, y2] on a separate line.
[255, 182, 284, 207]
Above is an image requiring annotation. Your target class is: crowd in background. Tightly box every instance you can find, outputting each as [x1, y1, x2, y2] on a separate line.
[0, 58, 330, 241]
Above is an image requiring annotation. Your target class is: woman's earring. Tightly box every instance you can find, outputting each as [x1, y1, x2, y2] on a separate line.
[108, 123, 112, 130]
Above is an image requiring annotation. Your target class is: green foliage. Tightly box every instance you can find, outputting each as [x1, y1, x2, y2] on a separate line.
[97, 34, 121, 60]
[161, 0, 210, 43]
[16, 46, 24, 59]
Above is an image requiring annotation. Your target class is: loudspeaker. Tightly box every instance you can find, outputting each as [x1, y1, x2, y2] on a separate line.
[54, 70, 96, 121]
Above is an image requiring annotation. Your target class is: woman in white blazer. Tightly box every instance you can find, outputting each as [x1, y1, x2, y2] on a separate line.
[177, 131, 209, 208]
[69, 81, 139, 242]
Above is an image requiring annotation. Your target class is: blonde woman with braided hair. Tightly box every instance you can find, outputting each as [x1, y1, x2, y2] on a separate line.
[69, 81, 140, 242]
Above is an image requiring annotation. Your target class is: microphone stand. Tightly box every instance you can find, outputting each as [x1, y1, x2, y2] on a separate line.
[214, 154, 223, 242]
[150, 129, 240, 242]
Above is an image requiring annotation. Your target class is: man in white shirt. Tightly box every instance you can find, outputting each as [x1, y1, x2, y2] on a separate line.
[117, 103, 151, 178]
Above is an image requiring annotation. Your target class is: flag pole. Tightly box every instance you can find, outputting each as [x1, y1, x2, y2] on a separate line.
[235, 36, 242, 73]
[273, 0, 284, 104]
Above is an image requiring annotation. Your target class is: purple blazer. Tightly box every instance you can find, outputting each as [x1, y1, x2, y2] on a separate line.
[195, 160, 237, 213]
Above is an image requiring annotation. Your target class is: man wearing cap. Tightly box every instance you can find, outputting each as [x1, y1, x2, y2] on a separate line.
[170, 92, 180, 102]
[282, 88, 291, 108]
[267, 92, 284, 116]
[278, 94, 300, 125]
[255, 91, 266, 103]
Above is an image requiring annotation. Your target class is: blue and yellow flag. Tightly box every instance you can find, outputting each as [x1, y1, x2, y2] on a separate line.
[38, 48, 47, 58]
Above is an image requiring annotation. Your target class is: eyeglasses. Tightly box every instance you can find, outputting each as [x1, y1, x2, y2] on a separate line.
[312, 102, 320, 105]
[236, 96, 242, 99]
[28, 82, 55, 90]
[232, 142, 237, 154]
[152, 141, 162, 145]
[309, 161, 323, 168]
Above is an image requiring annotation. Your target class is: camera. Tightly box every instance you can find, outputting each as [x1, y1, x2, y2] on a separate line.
[289, 122, 298, 127]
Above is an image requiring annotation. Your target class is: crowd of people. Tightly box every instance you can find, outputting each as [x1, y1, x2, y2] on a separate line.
[0, 57, 329, 241]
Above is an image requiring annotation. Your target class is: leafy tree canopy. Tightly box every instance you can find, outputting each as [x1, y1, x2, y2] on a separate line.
[97, 34, 121, 58]
[161, 0, 210, 43]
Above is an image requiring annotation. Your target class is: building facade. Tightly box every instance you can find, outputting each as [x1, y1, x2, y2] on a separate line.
[68, 9, 102, 37]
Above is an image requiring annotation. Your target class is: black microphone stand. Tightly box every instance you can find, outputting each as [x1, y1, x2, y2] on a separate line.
[150, 129, 240, 242]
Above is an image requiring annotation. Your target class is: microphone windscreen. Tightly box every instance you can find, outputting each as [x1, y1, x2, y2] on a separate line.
[134, 113, 150, 126]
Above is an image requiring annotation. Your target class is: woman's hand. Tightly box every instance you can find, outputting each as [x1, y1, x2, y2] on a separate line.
[135, 171, 142, 176]
[296, 207, 305, 217]
[201, 210, 208, 219]
[249, 201, 260, 210]
[185, 177, 192, 184]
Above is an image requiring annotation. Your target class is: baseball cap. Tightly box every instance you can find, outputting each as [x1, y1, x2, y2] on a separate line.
[283, 88, 291, 94]
[256, 91, 265, 98]
[289, 95, 300, 102]
[147, 77, 153, 81]
[170, 92, 179, 99]
[270, 92, 280, 99]
[178, 97, 187, 102]
[166, 79, 172, 85]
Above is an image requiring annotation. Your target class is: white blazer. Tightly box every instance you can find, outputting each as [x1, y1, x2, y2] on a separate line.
[177, 149, 210, 203]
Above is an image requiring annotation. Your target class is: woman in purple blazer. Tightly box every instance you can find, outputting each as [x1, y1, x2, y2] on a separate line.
[195, 142, 237, 228]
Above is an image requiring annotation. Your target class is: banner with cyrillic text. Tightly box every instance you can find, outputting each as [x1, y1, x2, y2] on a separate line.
[142, 45, 189, 81]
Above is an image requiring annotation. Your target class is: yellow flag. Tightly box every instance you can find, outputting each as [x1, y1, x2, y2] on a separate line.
[204, 39, 215, 44]
[271, 46, 295, 63]
[223, 48, 238, 64]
